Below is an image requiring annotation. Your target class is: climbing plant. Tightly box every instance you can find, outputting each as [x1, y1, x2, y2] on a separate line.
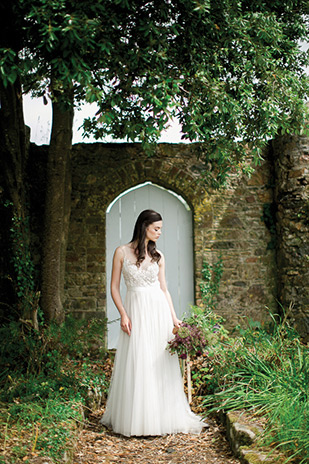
[199, 255, 223, 310]
[4, 201, 40, 327]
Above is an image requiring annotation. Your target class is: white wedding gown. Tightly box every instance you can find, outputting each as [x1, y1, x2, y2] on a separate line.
[101, 248, 205, 437]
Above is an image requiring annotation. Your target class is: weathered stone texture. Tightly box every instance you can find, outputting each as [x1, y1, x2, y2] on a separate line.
[224, 410, 287, 463]
[65, 143, 277, 329]
[194, 157, 277, 327]
[272, 135, 309, 339]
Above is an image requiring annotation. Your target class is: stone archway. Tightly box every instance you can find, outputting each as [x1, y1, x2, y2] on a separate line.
[65, 143, 202, 328]
[65, 142, 278, 337]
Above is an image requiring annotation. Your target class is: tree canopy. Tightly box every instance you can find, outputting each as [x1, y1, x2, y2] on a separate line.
[0, 0, 308, 322]
[1, 0, 308, 177]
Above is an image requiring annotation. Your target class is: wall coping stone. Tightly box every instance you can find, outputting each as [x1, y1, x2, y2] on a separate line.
[224, 410, 288, 464]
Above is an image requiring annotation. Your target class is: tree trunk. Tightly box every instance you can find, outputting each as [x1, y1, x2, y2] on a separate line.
[0, 78, 33, 319]
[0, 78, 28, 219]
[41, 87, 74, 323]
[60, 144, 72, 306]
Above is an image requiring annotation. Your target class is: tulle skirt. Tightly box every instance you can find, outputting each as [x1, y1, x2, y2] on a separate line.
[100, 283, 205, 437]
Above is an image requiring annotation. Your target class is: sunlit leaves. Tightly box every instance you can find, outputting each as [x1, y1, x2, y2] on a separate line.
[0, 48, 19, 87]
[0, 0, 308, 184]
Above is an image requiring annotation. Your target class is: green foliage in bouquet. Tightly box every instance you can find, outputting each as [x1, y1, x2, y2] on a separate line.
[167, 305, 228, 359]
[168, 322, 206, 359]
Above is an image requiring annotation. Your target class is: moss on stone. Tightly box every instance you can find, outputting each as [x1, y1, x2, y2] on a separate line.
[240, 445, 287, 464]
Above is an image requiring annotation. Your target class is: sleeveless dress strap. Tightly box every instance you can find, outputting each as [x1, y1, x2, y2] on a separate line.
[119, 245, 126, 260]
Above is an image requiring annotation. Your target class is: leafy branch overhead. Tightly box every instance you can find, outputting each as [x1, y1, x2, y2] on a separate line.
[1, 0, 309, 177]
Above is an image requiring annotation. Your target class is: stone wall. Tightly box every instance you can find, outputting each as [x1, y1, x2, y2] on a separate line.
[195, 160, 277, 326]
[65, 142, 277, 329]
[272, 135, 309, 338]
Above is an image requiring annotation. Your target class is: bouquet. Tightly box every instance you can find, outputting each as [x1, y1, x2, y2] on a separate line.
[167, 307, 226, 403]
[167, 305, 226, 359]
[167, 321, 207, 359]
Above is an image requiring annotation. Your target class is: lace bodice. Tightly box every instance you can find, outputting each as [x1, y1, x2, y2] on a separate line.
[122, 257, 159, 289]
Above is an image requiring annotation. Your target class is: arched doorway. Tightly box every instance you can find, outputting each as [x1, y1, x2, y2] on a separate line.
[106, 182, 194, 348]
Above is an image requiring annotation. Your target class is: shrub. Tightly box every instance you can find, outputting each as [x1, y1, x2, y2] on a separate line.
[199, 313, 309, 463]
[0, 314, 109, 463]
[0, 314, 106, 379]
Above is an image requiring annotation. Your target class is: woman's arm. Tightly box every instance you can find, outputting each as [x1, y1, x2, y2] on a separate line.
[111, 246, 132, 336]
[158, 253, 182, 327]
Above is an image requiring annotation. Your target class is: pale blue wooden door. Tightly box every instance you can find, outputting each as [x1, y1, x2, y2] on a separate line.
[106, 182, 194, 349]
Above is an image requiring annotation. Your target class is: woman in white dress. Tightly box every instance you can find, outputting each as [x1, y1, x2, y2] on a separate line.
[101, 209, 205, 436]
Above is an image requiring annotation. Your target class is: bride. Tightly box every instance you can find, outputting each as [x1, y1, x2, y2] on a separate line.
[100, 209, 205, 436]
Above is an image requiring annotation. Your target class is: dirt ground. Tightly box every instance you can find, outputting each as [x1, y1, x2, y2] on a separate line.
[73, 408, 240, 464]
[73, 356, 239, 464]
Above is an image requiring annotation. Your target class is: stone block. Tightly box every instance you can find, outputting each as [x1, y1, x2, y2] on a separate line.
[67, 288, 83, 298]
[220, 214, 244, 228]
[224, 410, 288, 463]
[66, 264, 86, 273]
[86, 263, 105, 273]
[240, 448, 287, 464]
[70, 298, 97, 310]
[71, 310, 106, 320]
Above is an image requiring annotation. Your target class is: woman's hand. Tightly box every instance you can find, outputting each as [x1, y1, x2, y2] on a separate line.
[173, 317, 182, 328]
[121, 314, 132, 336]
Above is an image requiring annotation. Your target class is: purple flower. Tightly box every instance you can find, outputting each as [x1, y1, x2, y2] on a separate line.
[167, 319, 209, 358]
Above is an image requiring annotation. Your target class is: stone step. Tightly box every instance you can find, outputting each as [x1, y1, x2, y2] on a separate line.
[224, 410, 288, 464]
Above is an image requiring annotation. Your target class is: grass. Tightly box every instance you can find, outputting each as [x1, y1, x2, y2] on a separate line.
[192, 311, 309, 463]
[0, 397, 83, 463]
[0, 315, 109, 463]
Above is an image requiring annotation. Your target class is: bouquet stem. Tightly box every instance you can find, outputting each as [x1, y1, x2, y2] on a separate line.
[187, 355, 192, 404]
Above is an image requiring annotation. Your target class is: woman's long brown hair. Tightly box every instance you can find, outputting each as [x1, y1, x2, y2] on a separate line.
[130, 210, 162, 267]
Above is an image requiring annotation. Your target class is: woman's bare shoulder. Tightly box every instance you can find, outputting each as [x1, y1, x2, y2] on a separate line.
[114, 245, 125, 259]
[114, 244, 133, 258]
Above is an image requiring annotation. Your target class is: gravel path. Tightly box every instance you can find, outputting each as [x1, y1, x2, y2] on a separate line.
[73, 409, 240, 464]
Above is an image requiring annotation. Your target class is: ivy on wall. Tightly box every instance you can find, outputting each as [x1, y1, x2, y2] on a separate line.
[199, 255, 223, 311]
